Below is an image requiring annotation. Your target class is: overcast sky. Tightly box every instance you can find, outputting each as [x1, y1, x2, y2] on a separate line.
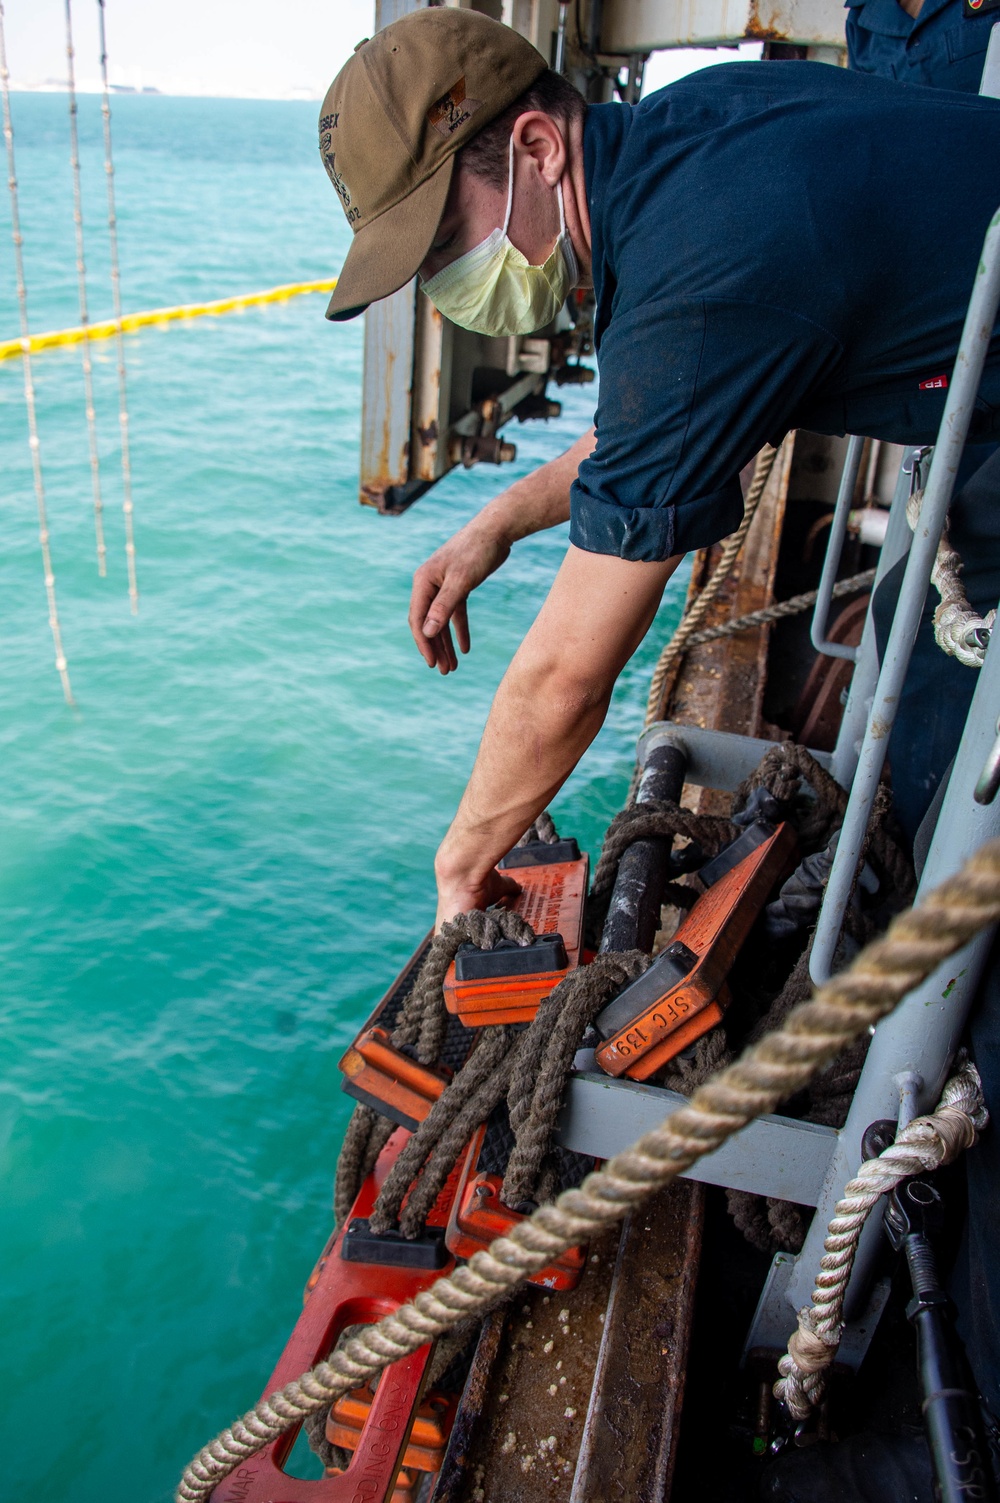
[5, 0, 761, 100]
[5, 0, 376, 98]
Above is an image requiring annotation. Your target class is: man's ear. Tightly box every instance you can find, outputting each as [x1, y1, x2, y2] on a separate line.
[511, 110, 567, 187]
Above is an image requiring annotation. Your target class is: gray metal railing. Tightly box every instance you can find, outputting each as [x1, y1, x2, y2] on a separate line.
[809, 433, 866, 664]
[747, 203, 1000, 1357]
[810, 206, 1000, 987]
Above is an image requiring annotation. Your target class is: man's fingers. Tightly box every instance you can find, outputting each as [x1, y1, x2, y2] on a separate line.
[453, 599, 471, 655]
[409, 580, 438, 626]
[415, 625, 437, 668]
[435, 622, 459, 674]
[410, 571, 446, 664]
[423, 578, 472, 640]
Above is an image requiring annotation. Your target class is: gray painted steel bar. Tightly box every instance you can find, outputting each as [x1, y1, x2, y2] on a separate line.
[979, 21, 1000, 98]
[638, 721, 832, 793]
[830, 450, 922, 790]
[747, 610, 1000, 1357]
[810, 433, 866, 663]
[811, 207, 1000, 986]
[558, 1072, 837, 1205]
[746, 206, 1000, 1359]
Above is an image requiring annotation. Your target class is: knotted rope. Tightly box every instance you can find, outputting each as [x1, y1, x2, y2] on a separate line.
[645, 443, 781, 727]
[97, 0, 140, 614]
[736, 742, 914, 897]
[333, 905, 534, 1229]
[176, 836, 1000, 1503]
[0, 2, 74, 706]
[517, 811, 559, 845]
[908, 489, 995, 668]
[366, 950, 649, 1238]
[774, 1061, 988, 1420]
[589, 799, 739, 903]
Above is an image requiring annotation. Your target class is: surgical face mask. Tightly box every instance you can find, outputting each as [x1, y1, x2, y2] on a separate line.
[422, 135, 578, 337]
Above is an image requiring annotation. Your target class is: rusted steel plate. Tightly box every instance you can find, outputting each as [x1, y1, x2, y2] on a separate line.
[568, 1183, 704, 1503]
[599, 0, 846, 51]
[433, 1183, 705, 1503]
[360, 280, 417, 511]
[432, 1224, 622, 1503]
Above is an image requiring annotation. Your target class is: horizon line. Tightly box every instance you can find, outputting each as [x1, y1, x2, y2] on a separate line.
[9, 83, 326, 102]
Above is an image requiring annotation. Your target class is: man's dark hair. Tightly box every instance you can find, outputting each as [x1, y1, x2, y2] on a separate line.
[459, 69, 587, 189]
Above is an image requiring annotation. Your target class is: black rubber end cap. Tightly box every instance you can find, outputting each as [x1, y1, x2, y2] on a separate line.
[499, 838, 580, 868]
[340, 1217, 449, 1269]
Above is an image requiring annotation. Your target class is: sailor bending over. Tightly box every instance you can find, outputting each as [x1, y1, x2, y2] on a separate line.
[318, 14, 1000, 1494]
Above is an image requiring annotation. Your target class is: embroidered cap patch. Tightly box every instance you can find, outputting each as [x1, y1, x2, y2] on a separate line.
[428, 76, 483, 137]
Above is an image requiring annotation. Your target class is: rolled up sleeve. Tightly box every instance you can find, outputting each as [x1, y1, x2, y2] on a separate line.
[570, 478, 744, 560]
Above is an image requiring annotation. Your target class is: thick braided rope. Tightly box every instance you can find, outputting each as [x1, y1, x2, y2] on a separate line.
[370, 1024, 514, 1239]
[333, 908, 534, 1226]
[908, 489, 996, 668]
[501, 951, 650, 1207]
[590, 801, 740, 901]
[517, 810, 559, 845]
[775, 1062, 988, 1419]
[645, 444, 780, 728]
[676, 569, 876, 654]
[376, 953, 651, 1232]
[175, 838, 1000, 1503]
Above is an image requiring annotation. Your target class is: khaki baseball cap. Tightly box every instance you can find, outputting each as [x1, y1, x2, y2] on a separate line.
[319, 8, 547, 321]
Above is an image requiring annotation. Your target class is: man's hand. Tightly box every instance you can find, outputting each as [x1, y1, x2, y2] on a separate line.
[434, 861, 521, 931]
[434, 543, 682, 917]
[408, 426, 597, 674]
[409, 519, 511, 673]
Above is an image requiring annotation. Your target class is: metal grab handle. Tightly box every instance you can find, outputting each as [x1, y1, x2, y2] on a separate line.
[810, 204, 1000, 986]
[975, 715, 1000, 805]
[810, 434, 866, 662]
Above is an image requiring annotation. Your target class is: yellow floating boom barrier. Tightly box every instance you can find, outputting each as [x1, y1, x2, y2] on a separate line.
[0, 277, 339, 362]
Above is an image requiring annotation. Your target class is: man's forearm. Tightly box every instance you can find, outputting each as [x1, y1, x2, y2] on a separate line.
[436, 651, 610, 892]
[475, 426, 595, 547]
[435, 544, 681, 920]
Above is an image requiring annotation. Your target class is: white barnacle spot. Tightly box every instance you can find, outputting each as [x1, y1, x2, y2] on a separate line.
[501, 1431, 516, 1454]
[543, 1339, 554, 1353]
[564, 1407, 577, 1419]
[548, 1384, 557, 1396]
[559, 1309, 570, 1321]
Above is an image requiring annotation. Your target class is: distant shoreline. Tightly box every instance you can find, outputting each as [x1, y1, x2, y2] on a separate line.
[9, 84, 323, 102]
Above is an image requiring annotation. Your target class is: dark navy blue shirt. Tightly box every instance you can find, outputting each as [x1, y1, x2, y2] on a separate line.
[846, 0, 996, 93]
[570, 62, 1000, 562]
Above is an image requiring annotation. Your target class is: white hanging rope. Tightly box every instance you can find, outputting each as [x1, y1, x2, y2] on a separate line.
[96, 0, 138, 615]
[907, 488, 995, 667]
[65, 0, 107, 576]
[0, 2, 74, 706]
[774, 1060, 988, 1420]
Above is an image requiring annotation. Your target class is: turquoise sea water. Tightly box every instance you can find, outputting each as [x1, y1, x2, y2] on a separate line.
[0, 94, 686, 1502]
